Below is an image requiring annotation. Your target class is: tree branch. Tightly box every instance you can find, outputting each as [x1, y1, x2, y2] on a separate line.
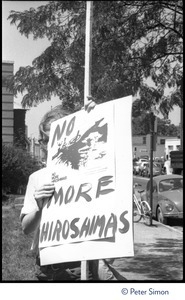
[160, 1, 183, 15]
[157, 21, 183, 39]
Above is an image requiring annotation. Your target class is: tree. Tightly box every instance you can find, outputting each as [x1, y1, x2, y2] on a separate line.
[132, 113, 151, 135]
[5, 1, 183, 115]
[14, 128, 28, 149]
[2, 144, 40, 194]
[132, 113, 179, 136]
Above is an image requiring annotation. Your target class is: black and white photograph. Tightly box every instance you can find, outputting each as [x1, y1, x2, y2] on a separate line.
[2, 0, 183, 298]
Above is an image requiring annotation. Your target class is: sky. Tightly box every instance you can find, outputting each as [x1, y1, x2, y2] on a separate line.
[2, 1, 181, 139]
[2, 1, 61, 139]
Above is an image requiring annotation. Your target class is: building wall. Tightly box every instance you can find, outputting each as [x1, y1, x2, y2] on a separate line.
[2, 61, 14, 144]
[132, 134, 180, 159]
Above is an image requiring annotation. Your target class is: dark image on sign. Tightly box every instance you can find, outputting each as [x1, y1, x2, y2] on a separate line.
[51, 117, 108, 170]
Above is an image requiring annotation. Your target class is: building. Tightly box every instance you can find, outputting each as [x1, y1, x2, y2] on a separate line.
[2, 61, 14, 144]
[132, 134, 180, 160]
[165, 138, 181, 158]
[2, 61, 31, 149]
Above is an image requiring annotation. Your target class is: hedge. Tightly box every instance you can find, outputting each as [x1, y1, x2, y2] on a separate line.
[2, 143, 41, 195]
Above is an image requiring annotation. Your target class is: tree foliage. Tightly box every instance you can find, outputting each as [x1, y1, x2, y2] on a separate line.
[14, 128, 28, 149]
[2, 144, 40, 194]
[132, 113, 180, 136]
[6, 1, 183, 115]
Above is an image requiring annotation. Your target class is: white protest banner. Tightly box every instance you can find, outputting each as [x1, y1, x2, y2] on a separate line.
[39, 96, 134, 265]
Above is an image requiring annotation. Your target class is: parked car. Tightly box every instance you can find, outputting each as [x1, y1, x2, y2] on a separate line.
[133, 161, 140, 175]
[137, 158, 148, 164]
[142, 162, 162, 177]
[141, 174, 183, 224]
[138, 161, 149, 176]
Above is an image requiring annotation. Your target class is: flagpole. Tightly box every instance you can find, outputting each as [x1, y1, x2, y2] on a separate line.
[81, 0, 93, 280]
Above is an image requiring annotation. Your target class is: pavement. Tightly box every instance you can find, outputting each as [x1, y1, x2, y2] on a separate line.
[113, 219, 183, 281]
[15, 195, 183, 281]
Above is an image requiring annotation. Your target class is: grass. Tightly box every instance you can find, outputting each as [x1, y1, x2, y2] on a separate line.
[2, 195, 36, 281]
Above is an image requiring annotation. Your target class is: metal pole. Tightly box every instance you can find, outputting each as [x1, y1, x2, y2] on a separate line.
[149, 112, 154, 226]
[84, 1, 93, 106]
[180, 107, 183, 150]
[81, 0, 93, 280]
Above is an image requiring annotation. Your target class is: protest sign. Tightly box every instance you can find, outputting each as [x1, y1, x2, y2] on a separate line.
[39, 96, 134, 265]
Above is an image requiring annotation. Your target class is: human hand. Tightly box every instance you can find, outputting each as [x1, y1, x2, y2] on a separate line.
[34, 183, 55, 210]
[104, 258, 115, 265]
[84, 95, 96, 112]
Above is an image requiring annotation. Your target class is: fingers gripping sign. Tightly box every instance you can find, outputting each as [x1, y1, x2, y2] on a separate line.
[34, 183, 55, 210]
[84, 96, 96, 113]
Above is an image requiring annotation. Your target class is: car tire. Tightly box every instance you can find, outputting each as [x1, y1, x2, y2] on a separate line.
[156, 206, 167, 225]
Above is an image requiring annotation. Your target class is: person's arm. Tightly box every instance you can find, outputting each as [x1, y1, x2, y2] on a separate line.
[21, 183, 55, 235]
[22, 208, 42, 235]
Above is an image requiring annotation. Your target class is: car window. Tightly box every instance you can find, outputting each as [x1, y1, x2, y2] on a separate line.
[138, 159, 148, 163]
[159, 178, 183, 191]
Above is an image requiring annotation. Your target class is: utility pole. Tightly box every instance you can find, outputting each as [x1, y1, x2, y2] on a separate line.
[149, 112, 156, 226]
[180, 107, 183, 150]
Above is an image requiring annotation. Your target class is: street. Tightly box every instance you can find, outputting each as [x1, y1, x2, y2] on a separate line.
[133, 175, 183, 233]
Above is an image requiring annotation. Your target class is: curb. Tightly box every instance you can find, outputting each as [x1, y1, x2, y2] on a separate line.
[141, 218, 183, 235]
[153, 219, 183, 235]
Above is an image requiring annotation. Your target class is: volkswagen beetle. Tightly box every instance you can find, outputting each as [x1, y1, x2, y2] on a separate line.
[141, 174, 183, 224]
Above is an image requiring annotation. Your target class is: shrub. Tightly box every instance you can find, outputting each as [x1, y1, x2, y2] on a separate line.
[2, 143, 40, 195]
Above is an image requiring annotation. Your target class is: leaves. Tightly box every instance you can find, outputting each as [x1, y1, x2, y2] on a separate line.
[2, 144, 40, 193]
[5, 1, 183, 115]
[132, 113, 179, 136]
